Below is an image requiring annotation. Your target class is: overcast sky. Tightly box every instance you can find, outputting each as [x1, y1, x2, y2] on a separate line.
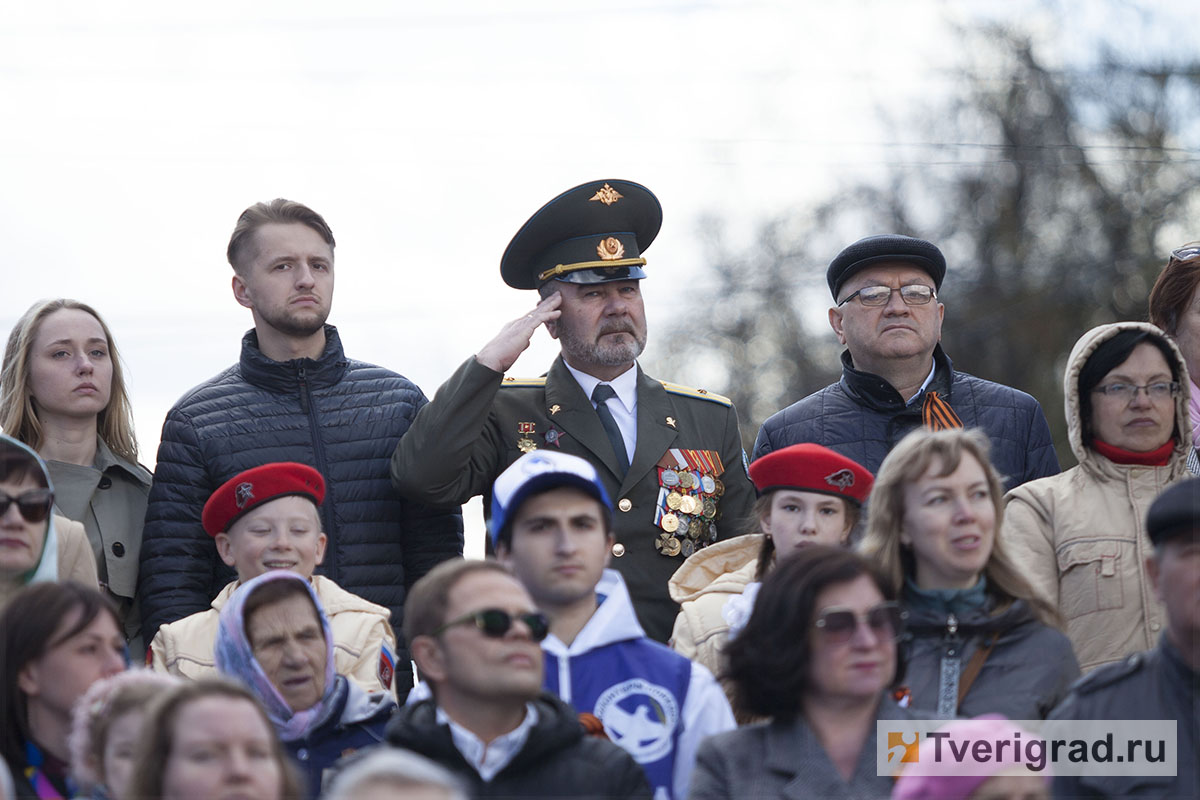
[3, 1, 1190, 553]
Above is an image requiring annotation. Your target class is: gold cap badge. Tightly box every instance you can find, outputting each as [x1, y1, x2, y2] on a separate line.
[597, 237, 625, 261]
[589, 183, 624, 205]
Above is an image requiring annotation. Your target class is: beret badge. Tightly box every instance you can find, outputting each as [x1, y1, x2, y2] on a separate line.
[234, 482, 255, 509]
[825, 469, 856, 490]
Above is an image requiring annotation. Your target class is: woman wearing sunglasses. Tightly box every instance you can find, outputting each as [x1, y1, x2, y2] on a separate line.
[669, 444, 872, 683]
[0, 435, 98, 611]
[860, 428, 1078, 720]
[1148, 242, 1200, 474]
[214, 570, 396, 798]
[690, 546, 915, 800]
[1, 300, 151, 651]
[1005, 322, 1190, 673]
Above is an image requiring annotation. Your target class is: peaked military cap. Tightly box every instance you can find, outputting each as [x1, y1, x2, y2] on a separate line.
[500, 179, 662, 289]
[827, 234, 947, 299]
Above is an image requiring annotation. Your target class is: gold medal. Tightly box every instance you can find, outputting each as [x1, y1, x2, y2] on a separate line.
[517, 437, 537, 453]
[666, 492, 683, 511]
[713, 478, 725, 496]
[680, 495, 699, 515]
[679, 471, 695, 489]
[702, 498, 717, 519]
[663, 536, 681, 557]
[661, 513, 679, 533]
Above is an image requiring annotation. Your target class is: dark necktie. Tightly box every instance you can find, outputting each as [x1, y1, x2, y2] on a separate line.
[591, 383, 630, 477]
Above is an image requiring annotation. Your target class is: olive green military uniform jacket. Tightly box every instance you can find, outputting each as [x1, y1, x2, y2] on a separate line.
[390, 355, 755, 642]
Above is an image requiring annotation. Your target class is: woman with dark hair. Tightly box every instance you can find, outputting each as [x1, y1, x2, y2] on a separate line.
[0, 435, 98, 611]
[214, 571, 395, 798]
[1148, 242, 1200, 473]
[689, 546, 915, 800]
[859, 428, 1078, 719]
[0, 581, 126, 799]
[1005, 322, 1190, 672]
[1, 300, 151, 649]
[669, 444, 872, 680]
[124, 677, 304, 800]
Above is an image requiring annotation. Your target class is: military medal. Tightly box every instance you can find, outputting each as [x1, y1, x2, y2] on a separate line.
[676, 515, 690, 537]
[660, 469, 679, 488]
[654, 533, 681, 557]
[544, 427, 564, 447]
[661, 512, 679, 533]
[517, 422, 537, 453]
[666, 491, 683, 511]
[679, 471, 694, 489]
[681, 539, 695, 557]
[700, 475, 716, 494]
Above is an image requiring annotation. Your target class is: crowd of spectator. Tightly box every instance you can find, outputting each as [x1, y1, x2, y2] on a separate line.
[0, 187, 1195, 800]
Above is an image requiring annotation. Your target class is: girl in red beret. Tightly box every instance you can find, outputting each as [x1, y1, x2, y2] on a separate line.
[668, 443, 872, 691]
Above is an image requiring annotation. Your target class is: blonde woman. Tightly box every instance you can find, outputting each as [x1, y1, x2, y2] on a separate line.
[2, 299, 151, 649]
[860, 428, 1078, 719]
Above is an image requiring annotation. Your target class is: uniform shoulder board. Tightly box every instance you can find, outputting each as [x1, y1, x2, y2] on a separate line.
[1072, 651, 1145, 695]
[659, 381, 732, 407]
[500, 376, 547, 388]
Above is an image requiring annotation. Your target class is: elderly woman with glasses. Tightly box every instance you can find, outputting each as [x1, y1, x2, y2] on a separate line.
[214, 571, 396, 798]
[689, 546, 919, 800]
[859, 428, 1078, 720]
[1004, 322, 1191, 673]
[1149, 242, 1200, 473]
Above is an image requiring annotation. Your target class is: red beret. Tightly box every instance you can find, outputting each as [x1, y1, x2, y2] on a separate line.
[202, 462, 325, 537]
[748, 444, 873, 506]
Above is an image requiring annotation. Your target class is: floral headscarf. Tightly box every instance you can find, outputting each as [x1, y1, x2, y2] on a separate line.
[214, 571, 337, 741]
[0, 435, 58, 586]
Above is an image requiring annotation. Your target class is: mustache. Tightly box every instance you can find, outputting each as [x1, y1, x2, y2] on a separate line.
[597, 322, 636, 336]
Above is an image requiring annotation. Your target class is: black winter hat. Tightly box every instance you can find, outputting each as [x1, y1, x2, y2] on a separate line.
[1146, 478, 1200, 547]
[827, 234, 946, 299]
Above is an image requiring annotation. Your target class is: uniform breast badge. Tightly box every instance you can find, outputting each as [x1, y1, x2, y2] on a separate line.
[652, 448, 726, 557]
[517, 422, 538, 454]
[544, 426, 564, 447]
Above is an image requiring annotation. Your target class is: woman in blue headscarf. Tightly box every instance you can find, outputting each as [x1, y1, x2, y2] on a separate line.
[214, 570, 395, 797]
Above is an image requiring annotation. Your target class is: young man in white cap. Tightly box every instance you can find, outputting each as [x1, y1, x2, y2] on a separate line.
[149, 462, 398, 694]
[491, 450, 735, 800]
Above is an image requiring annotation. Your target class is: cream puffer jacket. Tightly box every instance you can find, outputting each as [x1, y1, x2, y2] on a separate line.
[668, 534, 763, 679]
[1003, 321, 1189, 673]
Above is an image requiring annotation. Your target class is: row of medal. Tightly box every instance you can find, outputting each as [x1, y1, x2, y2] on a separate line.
[652, 449, 726, 558]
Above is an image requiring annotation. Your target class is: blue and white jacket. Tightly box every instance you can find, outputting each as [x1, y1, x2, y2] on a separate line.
[542, 569, 735, 800]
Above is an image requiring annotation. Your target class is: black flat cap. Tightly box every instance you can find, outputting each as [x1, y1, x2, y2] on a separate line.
[827, 234, 947, 300]
[500, 179, 662, 290]
[1147, 478, 1200, 546]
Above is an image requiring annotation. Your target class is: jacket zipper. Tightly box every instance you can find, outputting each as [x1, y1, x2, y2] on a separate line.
[298, 364, 337, 582]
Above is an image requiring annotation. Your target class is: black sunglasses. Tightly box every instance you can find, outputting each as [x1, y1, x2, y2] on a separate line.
[0, 489, 54, 523]
[814, 601, 906, 644]
[434, 608, 551, 642]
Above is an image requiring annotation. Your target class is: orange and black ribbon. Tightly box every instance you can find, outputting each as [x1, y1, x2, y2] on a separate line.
[922, 391, 964, 431]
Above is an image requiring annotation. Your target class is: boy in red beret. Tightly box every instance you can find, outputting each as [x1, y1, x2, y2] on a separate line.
[148, 462, 399, 694]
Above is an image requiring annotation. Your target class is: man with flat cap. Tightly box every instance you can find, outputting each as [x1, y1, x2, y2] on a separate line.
[754, 234, 1059, 489]
[1048, 477, 1198, 799]
[391, 179, 756, 642]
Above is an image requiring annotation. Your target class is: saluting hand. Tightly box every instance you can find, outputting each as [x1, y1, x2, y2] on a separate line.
[475, 291, 562, 373]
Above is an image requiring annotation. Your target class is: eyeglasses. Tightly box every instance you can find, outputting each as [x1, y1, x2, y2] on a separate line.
[1092, 381, 1180, 402]
[434, 608, 551, 642]
[837, 285, 936, 307]
[814, 602, 906, 643]
[0, 489, 54, 523]
[1171, 245, 1200, 262]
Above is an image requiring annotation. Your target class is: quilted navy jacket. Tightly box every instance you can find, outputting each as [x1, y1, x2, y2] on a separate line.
[753, 345, 1059, 490]
[138, 326, 463, 662]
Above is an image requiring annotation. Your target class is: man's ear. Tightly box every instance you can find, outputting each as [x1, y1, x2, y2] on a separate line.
[215, 533, 237, 568]
[410, 635, 447, 684]
[545, 318, 560, 339]
[1145, 553, 1163, 604]
[232, 273, 253, 310]
[829, 306, 847, 346]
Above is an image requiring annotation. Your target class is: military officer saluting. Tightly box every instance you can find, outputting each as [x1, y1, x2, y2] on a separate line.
[390, 179, 755, 641]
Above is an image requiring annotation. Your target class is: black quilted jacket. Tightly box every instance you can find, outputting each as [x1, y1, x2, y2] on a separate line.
[138, 326, 463, 662]
[753, 345, 1060, 491]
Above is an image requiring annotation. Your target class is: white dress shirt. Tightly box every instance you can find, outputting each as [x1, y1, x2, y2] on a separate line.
[436, 703, 539, 782]
[564, 361, 639, 459]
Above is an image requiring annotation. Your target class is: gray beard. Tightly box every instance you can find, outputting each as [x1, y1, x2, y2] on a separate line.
[560, 331, 646, 369]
